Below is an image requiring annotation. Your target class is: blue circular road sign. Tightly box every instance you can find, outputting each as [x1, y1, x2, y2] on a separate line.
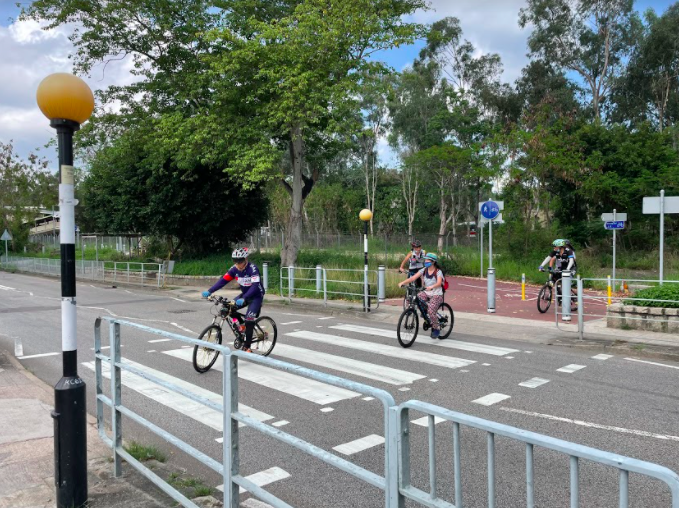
[481, 200, 500, 220]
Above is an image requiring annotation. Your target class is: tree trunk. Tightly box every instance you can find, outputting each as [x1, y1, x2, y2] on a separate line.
[281, 124, 305, 267]
[437, 181, 447, 254]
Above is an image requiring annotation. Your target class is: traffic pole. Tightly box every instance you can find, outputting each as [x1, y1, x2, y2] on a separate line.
[521, 273, 526, 301]
[607, 275, 612, 305]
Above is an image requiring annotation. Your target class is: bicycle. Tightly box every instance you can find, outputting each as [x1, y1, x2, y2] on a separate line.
[193, 296, 278, 373]
[536, 269, 578, 314]
[397, 283, 454, 348]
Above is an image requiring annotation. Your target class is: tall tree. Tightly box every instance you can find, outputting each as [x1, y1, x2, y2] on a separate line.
[519, 0, 640, 121]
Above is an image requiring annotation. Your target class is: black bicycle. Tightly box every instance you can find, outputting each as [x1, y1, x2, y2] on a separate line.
[397, 283, 454, 348]
[537, 269, 578, 314]
[193, 296, 277, 373]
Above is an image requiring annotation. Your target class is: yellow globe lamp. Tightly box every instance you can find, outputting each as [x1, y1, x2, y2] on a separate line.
[359, 208, 373, 222]
[36, 73, 94, 124]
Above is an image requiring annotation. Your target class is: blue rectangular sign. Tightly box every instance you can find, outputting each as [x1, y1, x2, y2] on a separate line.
[604, 221, 625, 230]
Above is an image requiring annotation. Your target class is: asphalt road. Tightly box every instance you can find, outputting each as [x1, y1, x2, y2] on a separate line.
[1, 271, 679, 508]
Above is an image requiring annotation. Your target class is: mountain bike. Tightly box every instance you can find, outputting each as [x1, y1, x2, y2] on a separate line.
[397, 283, 454, 348]
[537, 269, 578, 314]
[193, 296, 277, 373]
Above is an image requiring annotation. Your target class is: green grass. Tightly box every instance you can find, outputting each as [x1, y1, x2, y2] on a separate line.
[124, 441, 167, 463]
[168, 474, 213, 498]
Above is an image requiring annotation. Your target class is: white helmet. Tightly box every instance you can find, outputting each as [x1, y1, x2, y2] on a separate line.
[231, 247, 248, 260]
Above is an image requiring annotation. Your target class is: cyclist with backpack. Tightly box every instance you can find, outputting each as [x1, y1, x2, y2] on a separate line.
[398, 253, 445, 338]
[399, 240, 426, 288]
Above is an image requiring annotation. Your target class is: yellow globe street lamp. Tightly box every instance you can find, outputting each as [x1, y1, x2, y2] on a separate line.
[359, 209, 373, 311]
[36, 72, 94, 508]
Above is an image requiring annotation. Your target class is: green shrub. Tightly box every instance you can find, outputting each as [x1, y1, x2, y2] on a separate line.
[625, 285, 679, 308]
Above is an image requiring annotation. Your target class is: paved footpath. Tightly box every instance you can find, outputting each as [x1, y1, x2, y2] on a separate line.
[2, 271, 679, 508]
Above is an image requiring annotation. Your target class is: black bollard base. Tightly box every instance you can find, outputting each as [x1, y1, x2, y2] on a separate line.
[53, 367, 88, 508]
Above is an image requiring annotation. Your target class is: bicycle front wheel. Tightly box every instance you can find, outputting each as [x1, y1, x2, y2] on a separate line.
[193, 324, 222, 373]
[437, 303, 454, 339]
[250, 316, 277, 356]
[397, 308, 419, 348]
[537, 284, 552, 313]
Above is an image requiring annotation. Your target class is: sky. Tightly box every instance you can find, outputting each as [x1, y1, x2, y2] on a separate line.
[0, 0, 674, 170]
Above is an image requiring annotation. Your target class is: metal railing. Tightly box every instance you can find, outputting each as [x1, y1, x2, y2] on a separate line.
[2, 256, 165, 288]
[279, 265, 380, 309]
[93, 318, 679, 508]
[398, 400, 679, 508]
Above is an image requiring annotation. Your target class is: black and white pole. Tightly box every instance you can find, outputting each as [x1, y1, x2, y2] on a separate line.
[37, 73, 94, 508]
[359, 209, 373, 313]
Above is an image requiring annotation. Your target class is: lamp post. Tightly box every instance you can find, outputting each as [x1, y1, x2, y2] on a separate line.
[36, 73, 95, 508]
[359, 209, 373, 312]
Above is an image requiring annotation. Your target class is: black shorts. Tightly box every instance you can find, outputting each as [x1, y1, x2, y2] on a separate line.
[408, 269, 423, 288]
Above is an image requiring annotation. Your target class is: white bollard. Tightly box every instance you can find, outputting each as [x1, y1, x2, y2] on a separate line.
[487, 268, 496, 313]
[378, 265, 386, 303]
[562, 270, 572, 322]
[316, 265, 322, 293]
[262, 262, 268, 290]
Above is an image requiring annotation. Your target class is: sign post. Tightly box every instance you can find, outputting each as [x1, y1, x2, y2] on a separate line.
[643, 190, 679, 284]
[479, 200, 503, 313]
[601, 211, 626, 291]
[1, 229, 11, 263]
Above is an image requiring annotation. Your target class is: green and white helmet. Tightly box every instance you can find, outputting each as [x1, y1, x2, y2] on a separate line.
[552, 239, 566, 247]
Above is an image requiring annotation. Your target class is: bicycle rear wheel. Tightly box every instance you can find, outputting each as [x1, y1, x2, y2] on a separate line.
[537, 284, 552, 313]
[193, 324, 222, 373]
[250, 316, 277, 356]
[397, 308, 419, 348]
[437, 303, 454, 339]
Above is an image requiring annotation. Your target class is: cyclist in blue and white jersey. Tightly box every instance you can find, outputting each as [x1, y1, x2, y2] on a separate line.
[202, 248, 265, 352]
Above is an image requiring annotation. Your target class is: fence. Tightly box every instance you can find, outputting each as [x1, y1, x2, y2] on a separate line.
[550, 273, 679, 338]
[279, 265, 382, 309]
[94, 317, 679, 508]
[1, 256, 165, 288]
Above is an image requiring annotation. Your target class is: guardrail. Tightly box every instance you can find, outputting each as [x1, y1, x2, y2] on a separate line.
[93, 318, 679, 508]
[2, 256, 164, 288]
[279, 265, 381, 310]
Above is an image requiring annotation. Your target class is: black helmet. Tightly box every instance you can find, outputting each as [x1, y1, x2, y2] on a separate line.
[411, 240, 422, 248]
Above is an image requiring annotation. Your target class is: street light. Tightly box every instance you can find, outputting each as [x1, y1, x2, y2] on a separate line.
[36, 72, 94, 508]
[359, 209, 373, 312]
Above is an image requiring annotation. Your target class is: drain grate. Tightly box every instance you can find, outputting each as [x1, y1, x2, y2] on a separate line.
[168, 309, 196, 314]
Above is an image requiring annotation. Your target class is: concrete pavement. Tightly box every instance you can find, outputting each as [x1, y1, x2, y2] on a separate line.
[3, 270, 679, 507]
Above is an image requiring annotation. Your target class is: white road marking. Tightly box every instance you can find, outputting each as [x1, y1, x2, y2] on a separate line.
[473, 393, 511, 406]
[318, 317, 334, 320]
[460, 370, 469, 373]
[170, 322, 196, 334]
[0, 285, 16, 290]
[286, 331, 475, 370]
[330, 324, 518, 356]
[148, 339, 172, 343]
[316, 326, 323, 328]
[592, 354, 613, 360]
[624, 358, 679, 370]
[272, 420, 289, 427]
[333, 434, 385, 455]
[320, 407, 334, 413]
[362, 397, 374, 401]
[217, 467, 290, 494]
[398, 387, 410, 392]
[429, 379, 438, 382]
[14, 338, 23, 357]
[282, 313, 308, 317]
[412, 416, 445, 427]
[519, 377, 550, 388]
[505, 356, 514, 359]
[501, 408, 679, 442]
[17, 352, 60, 360]
[482, 363, 491, 366]
[557, 364, 586, 373]
[280, 321, 302, 325]
[272, 343, 425, 385]
[81, 360, 273, 430]
[147, 350, 157, 353]
[525, 351, 533, 354]
[171, 298, 187, 303]
[163, 348, 359, 405]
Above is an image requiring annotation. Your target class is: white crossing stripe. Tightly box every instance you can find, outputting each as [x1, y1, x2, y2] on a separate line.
[472, 393, 511, 406]
[320, 407, 334, 413]
[501, 408, 679, 442]
[333, 434, 385, 455]
[557, 364, 586, 373]
[17, 352, 59, 360]
[412, 416, 445, 427]
[148, 339, 172, 343]
[330, 324, 519, 356]
[81, 360, 273, 430]
[272, 420, 289, 427]
[271, 343, 425, 385]
[519, 377, 550, 388]
[217, 467, 290, 494]
[163, 348, 359, 405]
[592, 354, 613, 360]
[286, 331, 475, 369]
[625, 357, 679, 370]
[280, 321, 302, 325]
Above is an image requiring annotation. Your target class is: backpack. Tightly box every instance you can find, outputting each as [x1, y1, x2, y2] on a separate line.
[442, 270, 449, 292]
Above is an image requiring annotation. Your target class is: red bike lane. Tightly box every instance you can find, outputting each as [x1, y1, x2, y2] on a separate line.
[384, 275, 608, 322]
